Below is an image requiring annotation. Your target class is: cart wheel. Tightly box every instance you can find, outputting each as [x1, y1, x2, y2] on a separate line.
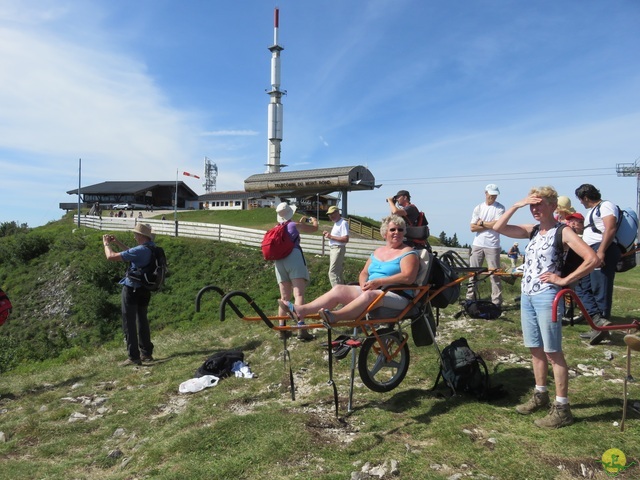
[358, 328, 410, 392]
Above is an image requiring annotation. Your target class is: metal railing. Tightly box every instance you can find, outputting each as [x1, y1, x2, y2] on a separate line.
[75, 215, 468, 261]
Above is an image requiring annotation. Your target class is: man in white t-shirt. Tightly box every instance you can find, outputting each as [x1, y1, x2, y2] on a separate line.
[466, 184, 505, 306]
[323, 206, 350, 286]
[574, 184, 620, 345]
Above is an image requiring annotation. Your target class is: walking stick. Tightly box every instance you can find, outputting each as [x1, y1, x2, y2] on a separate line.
[621, 334, 632, 432]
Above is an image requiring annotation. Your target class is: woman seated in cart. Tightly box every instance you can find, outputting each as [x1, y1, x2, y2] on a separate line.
[279, 214, 420, 325]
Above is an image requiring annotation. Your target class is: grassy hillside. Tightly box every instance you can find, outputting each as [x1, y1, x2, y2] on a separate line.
[1, 215, 639, 479]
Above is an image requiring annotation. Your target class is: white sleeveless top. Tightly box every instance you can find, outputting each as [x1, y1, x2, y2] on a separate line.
[522, 224, 563, 296]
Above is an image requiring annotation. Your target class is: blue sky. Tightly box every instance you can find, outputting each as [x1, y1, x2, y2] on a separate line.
[1, 0, 638, 246]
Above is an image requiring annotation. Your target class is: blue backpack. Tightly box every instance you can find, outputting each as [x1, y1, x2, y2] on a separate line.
[588, 204, 638, 253]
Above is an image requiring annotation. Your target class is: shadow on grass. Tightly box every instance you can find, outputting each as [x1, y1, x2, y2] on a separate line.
[165, 339, 264, 361]
[349, 366, 536, 424]
[0, 374, 97, 400]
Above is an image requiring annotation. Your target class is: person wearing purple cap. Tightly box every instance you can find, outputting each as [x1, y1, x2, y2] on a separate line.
[466, 184, 506, 307]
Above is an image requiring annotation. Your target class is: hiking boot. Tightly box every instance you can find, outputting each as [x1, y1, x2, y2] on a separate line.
[516, 390, 550, 415]
[589, 314, 611, 345]
[120, 358, 142, 367]
[141, 355, 154, 362]
[296, 327, 314, 341]
[534, 402, 574, 429]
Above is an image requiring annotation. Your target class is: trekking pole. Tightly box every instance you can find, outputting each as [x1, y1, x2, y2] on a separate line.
[621, 333, 632, 432]
[325, 328, 340, 418]
[347, 326, 358, 413]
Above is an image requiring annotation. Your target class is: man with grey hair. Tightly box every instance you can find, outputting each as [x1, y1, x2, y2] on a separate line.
[466, 184, 505, 307]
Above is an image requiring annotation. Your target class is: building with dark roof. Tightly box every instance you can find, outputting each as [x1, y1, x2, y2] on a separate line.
[63, 181, 198, 211]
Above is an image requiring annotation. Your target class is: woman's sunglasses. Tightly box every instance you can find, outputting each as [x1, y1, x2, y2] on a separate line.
[389, 228, 404, 232]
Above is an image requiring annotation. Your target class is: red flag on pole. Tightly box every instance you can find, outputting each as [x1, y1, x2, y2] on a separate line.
[183, 171, 200, 179]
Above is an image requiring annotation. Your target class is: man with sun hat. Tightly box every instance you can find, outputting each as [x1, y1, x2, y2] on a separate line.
[102, 223, 157, 366]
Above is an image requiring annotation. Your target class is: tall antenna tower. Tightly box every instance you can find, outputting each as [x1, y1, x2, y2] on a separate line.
[265, 7, 286, 173]
[203, 156, 218, 193]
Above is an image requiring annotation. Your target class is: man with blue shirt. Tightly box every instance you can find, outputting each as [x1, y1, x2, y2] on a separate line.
[103, 223, 156, 366]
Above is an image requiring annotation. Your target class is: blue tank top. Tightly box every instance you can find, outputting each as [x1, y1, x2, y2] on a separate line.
[368, 250, 418, 281]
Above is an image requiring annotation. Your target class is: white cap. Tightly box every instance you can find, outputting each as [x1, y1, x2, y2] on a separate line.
[485, 184, 500, 195]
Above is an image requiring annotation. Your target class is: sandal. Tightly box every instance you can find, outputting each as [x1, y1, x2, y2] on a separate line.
[278, 299, 301, 321]
[318, 308, 336, 327]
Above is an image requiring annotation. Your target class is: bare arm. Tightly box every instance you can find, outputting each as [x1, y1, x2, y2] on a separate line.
[102, 234, 125, 262]
[493, 196, 540, 240]
[470, 218, 500, 233]
[324, 231, 349, 243]
[596, 214, 617, 266]
[388, 198, 407, 217]
[295, 216, 319, 233]
[359, 258, 372, 288]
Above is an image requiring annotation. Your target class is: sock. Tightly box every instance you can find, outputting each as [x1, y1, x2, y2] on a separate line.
[556, 396, 569, 405]
[535, 385, 548, 393]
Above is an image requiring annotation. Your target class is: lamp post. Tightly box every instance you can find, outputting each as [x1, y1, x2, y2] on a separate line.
[174, 169, 178, 237]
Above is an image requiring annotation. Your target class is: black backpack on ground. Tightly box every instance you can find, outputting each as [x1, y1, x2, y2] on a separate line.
[126, 245, 168, 291]
[195, 350, 245, 378]
[432, 337, 490, 399]
[463, 300, 501, 320]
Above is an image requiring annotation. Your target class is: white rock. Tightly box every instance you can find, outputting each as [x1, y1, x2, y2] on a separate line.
[68, 412, 87, 423]
[369, 465, 387, 478]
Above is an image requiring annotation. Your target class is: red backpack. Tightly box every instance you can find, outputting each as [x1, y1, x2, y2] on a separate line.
[0, 288, 12, 326]
[261, 221, 296, 261]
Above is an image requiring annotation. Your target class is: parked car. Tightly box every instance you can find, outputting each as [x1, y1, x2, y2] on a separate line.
[113, 203, 133, 210]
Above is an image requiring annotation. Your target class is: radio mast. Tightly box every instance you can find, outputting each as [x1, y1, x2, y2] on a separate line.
[265, 7, 286, 173]
[203, 156, 218, 193]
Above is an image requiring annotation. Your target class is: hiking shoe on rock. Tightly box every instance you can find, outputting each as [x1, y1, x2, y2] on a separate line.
[534, 403, 574, 429]
[516, 391, 550, 415]
[120, 358, 142, 367]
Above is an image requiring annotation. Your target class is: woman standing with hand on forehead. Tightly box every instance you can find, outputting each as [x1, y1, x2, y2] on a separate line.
[493, 186, 598, 429]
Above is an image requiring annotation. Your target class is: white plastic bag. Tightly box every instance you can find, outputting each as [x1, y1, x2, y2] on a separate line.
[178, 375, 219, 394]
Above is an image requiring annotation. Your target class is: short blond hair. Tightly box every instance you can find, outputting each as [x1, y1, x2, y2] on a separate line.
[380, 215, 406, 237]
[528, 186, 558, 207]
